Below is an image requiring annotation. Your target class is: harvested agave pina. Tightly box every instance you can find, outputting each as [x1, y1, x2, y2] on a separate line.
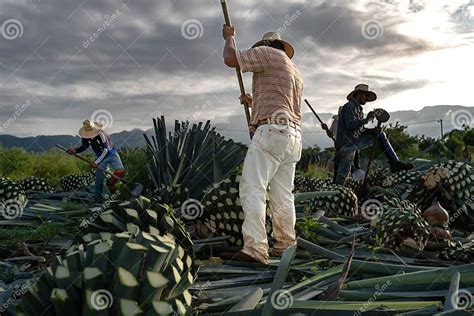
[421, 166, 448, 189]
[422, 201, 449, 225]
[293, 175, 359, 217]
[19, 176, 54, 194]
[0, 178, 28, 219]
[375, 197, 431, 250]
[429, 226, 452, 241]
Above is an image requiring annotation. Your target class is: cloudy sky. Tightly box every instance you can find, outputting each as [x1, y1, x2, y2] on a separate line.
[0, 0, 472, 144]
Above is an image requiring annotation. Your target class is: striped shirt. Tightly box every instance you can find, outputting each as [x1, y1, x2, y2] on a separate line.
[236, 46, 304, 126]
[75, 131, 117, 165]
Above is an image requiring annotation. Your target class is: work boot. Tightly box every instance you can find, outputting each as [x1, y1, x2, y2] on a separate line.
[107, 169, 125, 193]
[389, 160, 414, 173]
[220, 251, 266, 264]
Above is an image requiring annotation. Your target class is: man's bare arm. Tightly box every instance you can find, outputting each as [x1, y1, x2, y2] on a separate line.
[222, 25, 238, 68]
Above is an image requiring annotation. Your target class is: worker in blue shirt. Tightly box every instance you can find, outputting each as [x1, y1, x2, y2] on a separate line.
[67, 120, 125, 201]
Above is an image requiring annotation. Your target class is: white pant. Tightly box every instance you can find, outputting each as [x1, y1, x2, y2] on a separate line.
[239, 124, 302, 263]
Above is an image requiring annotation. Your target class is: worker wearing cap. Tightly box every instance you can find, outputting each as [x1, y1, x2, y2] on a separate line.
[221, 26, 303, 264]
[66, 120, 125, 201]
[334, 84, 413, 185]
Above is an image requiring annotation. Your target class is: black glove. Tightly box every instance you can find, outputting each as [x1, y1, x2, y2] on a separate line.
[363, 127, 381, 136]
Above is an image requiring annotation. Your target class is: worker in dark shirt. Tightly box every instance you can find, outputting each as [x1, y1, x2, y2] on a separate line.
[334, 84, 413, 185]
[67, 120, 125, 200]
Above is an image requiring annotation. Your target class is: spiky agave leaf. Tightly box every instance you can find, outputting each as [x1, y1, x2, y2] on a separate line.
[144, 116, 244, 208]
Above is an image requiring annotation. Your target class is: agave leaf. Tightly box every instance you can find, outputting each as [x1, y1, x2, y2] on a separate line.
[443, 271, 460, 311]
[345, 264, 474, 289]
[50, 288, 78, 316]
[297, 237, 345, 261]
[228, 287, 263, 312]
[318, 235, 355, 300]
[145, 301, 173, 316]
[119, 299, 142, 316]
[261, 245, 297, 316]
[139, 271, 169, 305]
[289, 300, 442, 311]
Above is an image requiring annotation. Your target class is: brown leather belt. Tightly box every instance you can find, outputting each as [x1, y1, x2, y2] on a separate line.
[252, 117, 301, 132]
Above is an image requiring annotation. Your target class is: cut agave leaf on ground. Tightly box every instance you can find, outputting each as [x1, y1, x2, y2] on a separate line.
[318, 235, 355, 300]
[442, 272, 460, 312]
[228, 287, 264, 312]
[289, 300, 442, 311]
[344, 264, 474, 289]
[261, 245, 297, 316]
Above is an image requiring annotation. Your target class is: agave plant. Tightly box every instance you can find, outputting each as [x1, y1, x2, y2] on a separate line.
[81, 196, 193, 254]
[0, 178, 28, 220]
[408, 160, 474, 229]
[18, 176, 54, 194]
[198, 172, 273, 246]
[294, 175, 359, 217]
[57, 173, 95, 193]
[375, 197, 431, 251]
[144, 116, 243, 207]
[17, 227, 193, 315]
[381, 170, 422, 198]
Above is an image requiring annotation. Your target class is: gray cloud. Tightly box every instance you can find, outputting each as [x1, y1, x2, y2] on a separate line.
[0, 0, 470, 140]
[450, 1, 474, 33]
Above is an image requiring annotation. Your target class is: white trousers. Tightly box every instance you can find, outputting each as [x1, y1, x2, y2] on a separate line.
[239, 124, 302, 263]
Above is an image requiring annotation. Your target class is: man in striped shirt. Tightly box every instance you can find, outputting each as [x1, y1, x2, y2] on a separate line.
[67, 120, 125, 201]
[221, 26, 303, 264]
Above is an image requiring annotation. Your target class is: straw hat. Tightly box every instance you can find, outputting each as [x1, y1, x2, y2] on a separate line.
[78, 119, 102, 138]
[346, 84, 377, 102]
[252, 31, 294, 59]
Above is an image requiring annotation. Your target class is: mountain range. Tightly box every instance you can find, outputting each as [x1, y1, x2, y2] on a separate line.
[0, 105, 472, 151]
